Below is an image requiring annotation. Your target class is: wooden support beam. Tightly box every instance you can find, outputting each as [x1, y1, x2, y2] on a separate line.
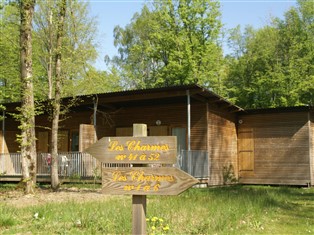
[132, 124, 147, 235]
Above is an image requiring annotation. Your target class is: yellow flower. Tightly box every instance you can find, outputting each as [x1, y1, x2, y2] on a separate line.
[152, 226, 156, 230]
[163, 225, 170, 231]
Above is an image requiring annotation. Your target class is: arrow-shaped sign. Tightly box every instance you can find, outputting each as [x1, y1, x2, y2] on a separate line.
[101, 167, 199, 195]
[85, 136, 177, 164]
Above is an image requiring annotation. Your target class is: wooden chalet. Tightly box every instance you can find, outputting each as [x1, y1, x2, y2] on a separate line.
[1, 84, 313, 186]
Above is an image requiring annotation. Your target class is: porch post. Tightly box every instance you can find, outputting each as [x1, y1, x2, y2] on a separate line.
[1, 110, 5, 154]
[93, 95, 98, 141]
[1, 110, 4, 172]
[187, 90, 191, 151]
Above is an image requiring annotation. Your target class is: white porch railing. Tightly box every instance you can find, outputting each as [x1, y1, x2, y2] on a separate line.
[0, 152, 100, 178]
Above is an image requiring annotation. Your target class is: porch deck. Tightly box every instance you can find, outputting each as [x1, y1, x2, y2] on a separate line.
[0, 151, 209, 183]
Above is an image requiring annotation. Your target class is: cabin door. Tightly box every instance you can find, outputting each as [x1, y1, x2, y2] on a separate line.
[238, 128, 254, 176]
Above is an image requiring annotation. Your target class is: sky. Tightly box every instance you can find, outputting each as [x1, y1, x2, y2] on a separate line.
[88, 0, 297, 70]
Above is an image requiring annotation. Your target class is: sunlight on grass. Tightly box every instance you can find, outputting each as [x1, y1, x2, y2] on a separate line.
[0, 185, 313, 234]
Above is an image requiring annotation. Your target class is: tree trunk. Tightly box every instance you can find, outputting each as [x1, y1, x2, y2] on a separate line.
[51, 0, 67, 190]
[20, 0, 37, 194]
[48, 6, 53, 99]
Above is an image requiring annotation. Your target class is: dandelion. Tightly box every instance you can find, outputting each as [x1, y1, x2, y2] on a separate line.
[147, 216, 170, 234]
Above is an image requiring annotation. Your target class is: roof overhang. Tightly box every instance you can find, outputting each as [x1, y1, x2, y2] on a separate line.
[1, 84, 244, 113]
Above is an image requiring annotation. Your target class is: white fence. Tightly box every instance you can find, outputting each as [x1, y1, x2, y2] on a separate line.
[0, 150, 209, 180]
[179, 150, 209, 178]
[0, 152, 98, 178]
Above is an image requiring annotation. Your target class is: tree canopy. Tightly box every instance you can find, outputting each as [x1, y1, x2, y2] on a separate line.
[225, 0, 313, 108]
[111, 0, 225, 95]
[1, 0, 313, 109]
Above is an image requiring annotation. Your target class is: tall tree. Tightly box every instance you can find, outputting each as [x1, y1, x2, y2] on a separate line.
[0, 2, 21, 103]
[50, 0, 66, 190]
[225, 0, 313, 108]
[19, 0, 37, 194]
[111, 0, 225, 94]
[33, 0, 99, 98]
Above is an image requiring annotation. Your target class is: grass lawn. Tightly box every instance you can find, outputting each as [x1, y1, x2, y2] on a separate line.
[0, 184, 313, 234]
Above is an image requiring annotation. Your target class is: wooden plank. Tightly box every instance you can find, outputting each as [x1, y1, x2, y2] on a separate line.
[102, 167, 199, 195]
[116, 127, 133, 137]
[79, 124, 96, 152]
[85, 136, 177, 164]
[149, 126, 168, 136]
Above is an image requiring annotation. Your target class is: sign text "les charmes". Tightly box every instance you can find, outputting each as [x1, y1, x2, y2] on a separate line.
[85, 136, 177, 164]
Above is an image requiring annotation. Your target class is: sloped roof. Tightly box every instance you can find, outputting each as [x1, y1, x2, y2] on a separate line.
[2, 84, 243, 113]
[67, 84, 244, 113]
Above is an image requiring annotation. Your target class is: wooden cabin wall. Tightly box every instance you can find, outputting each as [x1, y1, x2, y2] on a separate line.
[238, 112, 311, 186]
[34, 110, 115, 153]
[33, 101, 208, 153]
[207, 107, 238, 186]
[0, 115, 20, 153]
[98, 101, 208, 150]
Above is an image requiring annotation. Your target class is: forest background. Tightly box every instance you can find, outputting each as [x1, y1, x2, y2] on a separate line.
[1, 0, 313, 110]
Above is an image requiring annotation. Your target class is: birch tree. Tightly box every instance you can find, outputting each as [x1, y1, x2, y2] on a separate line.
[51, 0, 66, 190]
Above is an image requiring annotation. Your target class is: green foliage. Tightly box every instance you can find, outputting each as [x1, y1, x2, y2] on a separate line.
[111, 0, 226, 95]
[0, 3, 21, 103]
[226, 0, 314, 108]
[33, 0, 100, 98]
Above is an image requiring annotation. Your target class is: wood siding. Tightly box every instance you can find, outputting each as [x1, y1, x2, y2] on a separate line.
[238, 112, 311, 185]
[0, 131, 19, 153]
[97, 101, 208, 150]
[207, 108, 238, 185]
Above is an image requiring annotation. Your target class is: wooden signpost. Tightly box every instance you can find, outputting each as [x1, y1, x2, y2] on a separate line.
[102, 167, 199, 195]
[85, 136, 177, 164]
[85, 124, 198, 235]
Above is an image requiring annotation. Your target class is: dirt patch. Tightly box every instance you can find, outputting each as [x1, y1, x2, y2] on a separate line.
[0, 187, 109, 208]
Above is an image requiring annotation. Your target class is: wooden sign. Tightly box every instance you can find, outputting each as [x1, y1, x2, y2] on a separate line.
[85, 136, 177, 164]
[101, 167, 199, 196]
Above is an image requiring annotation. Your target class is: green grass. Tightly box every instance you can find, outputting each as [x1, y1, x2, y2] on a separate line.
[0, 185, 313, 234]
